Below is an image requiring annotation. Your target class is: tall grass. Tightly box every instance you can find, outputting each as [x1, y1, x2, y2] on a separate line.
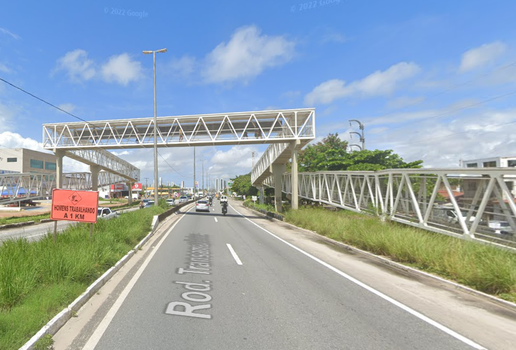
[0, 205, 165, 350]
[284, 207, 516, 300]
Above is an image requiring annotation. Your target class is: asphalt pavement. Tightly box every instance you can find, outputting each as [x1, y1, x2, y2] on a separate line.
[51, 199, 516, 350]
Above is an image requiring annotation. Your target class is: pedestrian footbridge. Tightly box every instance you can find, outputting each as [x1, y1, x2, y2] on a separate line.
[42, 108, 316, 208]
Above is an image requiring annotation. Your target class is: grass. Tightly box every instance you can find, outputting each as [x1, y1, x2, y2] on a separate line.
[0, 213, 51, 225]
[0, 205, 166, 350]
[246, 202, 516, 302]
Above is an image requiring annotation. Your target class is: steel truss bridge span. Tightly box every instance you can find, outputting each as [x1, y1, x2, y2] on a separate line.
[0, 171, 127, 205]
[266, 168, 516, 248]
[42, 108, 315, 150]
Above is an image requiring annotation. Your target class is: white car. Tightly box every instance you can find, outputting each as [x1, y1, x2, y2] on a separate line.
[195, 200, 210, 212]
[97, 207, 119, 220]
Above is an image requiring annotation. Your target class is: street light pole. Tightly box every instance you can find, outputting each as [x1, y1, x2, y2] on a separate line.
[143, 48, 167, 206]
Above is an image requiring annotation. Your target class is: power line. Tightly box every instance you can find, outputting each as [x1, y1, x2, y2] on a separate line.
[0, 77, 90, 123]
[158, 151, 186, 179]
[364, 58, 516, 121]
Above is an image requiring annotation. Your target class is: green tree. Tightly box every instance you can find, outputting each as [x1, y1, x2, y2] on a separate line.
[230, 173, 258, 196]
[299, 133, 349, 171]
[298, 133, 423, 171]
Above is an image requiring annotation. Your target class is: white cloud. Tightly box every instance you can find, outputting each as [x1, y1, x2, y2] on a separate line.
[304, 62, 420, 105]
[369, 108, 516, 168]
[203, 25, 295, 84]
[210, 146, 261, 178]
[101, 53, 143, 86]
[459, 41, 507, 72]
[0, 63, 11, 73]
[386, 96, 425, 109]
[168, 55, 196, 78]
[0, 27, 20, 40]
[57, 103, 76, 113]
[0, 131, 44, 150]
[54, 49, 96, 82]
[0, 102, 17, 132]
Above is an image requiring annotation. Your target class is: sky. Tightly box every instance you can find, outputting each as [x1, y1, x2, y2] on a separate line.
[2, 0, 516, 188]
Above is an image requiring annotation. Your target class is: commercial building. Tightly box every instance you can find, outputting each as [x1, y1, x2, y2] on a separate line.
[0, 148, 56, 176]
[461, 156, 516, 168]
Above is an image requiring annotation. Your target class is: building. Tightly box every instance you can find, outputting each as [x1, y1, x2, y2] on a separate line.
[0, 148, 56, 176]
[461, 156, 516, 168]
[461, 156, 516, 221]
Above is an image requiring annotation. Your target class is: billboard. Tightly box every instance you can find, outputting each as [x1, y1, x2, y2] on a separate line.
[51, 189, 99, 223]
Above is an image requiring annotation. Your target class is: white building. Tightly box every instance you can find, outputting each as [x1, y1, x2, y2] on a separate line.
[461, 156, 516, 168]
[0, 148, 56, 176]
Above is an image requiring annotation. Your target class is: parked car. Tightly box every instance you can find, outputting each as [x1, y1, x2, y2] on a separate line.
[97, 207, 118, 220]
[195, 200, 210, 212]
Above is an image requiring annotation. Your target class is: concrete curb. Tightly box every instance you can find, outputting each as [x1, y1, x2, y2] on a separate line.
[0, 221, 35, 230]
[19, 211, 165, 350]
[241, 202, 516, 312]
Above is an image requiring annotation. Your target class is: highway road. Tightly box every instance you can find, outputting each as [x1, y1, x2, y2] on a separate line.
[52, 200, 516, 350]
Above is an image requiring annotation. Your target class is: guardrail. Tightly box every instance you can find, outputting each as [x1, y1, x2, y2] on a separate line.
[267, 168, 516, 248]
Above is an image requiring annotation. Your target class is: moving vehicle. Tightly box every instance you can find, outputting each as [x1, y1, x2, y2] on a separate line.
[166, 198, 175, 206]
[220, 195, 228, 203]
[179, 196, 188, 203]
[97, 207, 119, 220]
[221, 202, 228, 216]
[195, 200, 210, 212]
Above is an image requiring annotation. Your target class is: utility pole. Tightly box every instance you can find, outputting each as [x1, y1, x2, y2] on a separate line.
[202, 159, 205, 194]
[349, 119, 365, 151]
[193, 147, 196, 197]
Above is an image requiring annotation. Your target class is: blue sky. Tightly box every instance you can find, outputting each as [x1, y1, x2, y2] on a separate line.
[2, 0, 516, 187]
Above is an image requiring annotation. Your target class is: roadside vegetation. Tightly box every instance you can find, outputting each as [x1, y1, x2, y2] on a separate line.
[0, 213, 50, 225]
[0, 205, 166, 350]
[245, 201, 516, 303]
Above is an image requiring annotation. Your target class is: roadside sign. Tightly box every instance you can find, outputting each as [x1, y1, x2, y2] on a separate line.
[51, 189, 99, 223]
[252, 196, 257, 202]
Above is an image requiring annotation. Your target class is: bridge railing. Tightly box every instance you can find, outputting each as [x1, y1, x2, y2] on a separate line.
[266, 168, 516, 248]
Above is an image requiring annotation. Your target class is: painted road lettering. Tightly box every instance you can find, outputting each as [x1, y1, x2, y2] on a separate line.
[166, 233, 213, 320]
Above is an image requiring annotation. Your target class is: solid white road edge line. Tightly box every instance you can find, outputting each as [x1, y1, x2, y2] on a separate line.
[233, 207, 487, 350]
[82, 213, 187, 350]
[226, 243, 243, 265]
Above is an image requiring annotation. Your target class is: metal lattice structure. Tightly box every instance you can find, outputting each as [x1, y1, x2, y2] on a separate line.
[42, 108, 315, 150]
[61, 172, 129, 191]
[0, 173, 55, 204]
[0, 171, 127, 205]
[65, 148, 140, 181]
[267, 168, 516, 247]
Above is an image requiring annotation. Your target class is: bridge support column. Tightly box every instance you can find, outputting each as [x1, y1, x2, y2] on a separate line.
[272, 164, 286, 212]
[259, 185, 264, 205]
[290, 140, 300, 210]
[54, 150, 65, 189]
[128, 182, 133, 205]
[90, 165, 100, 191]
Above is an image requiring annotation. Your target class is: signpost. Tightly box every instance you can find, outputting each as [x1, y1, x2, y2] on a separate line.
[51, 189, 99, 242]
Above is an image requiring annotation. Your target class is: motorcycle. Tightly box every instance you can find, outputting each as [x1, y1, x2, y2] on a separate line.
[222, 203, 227, 216]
